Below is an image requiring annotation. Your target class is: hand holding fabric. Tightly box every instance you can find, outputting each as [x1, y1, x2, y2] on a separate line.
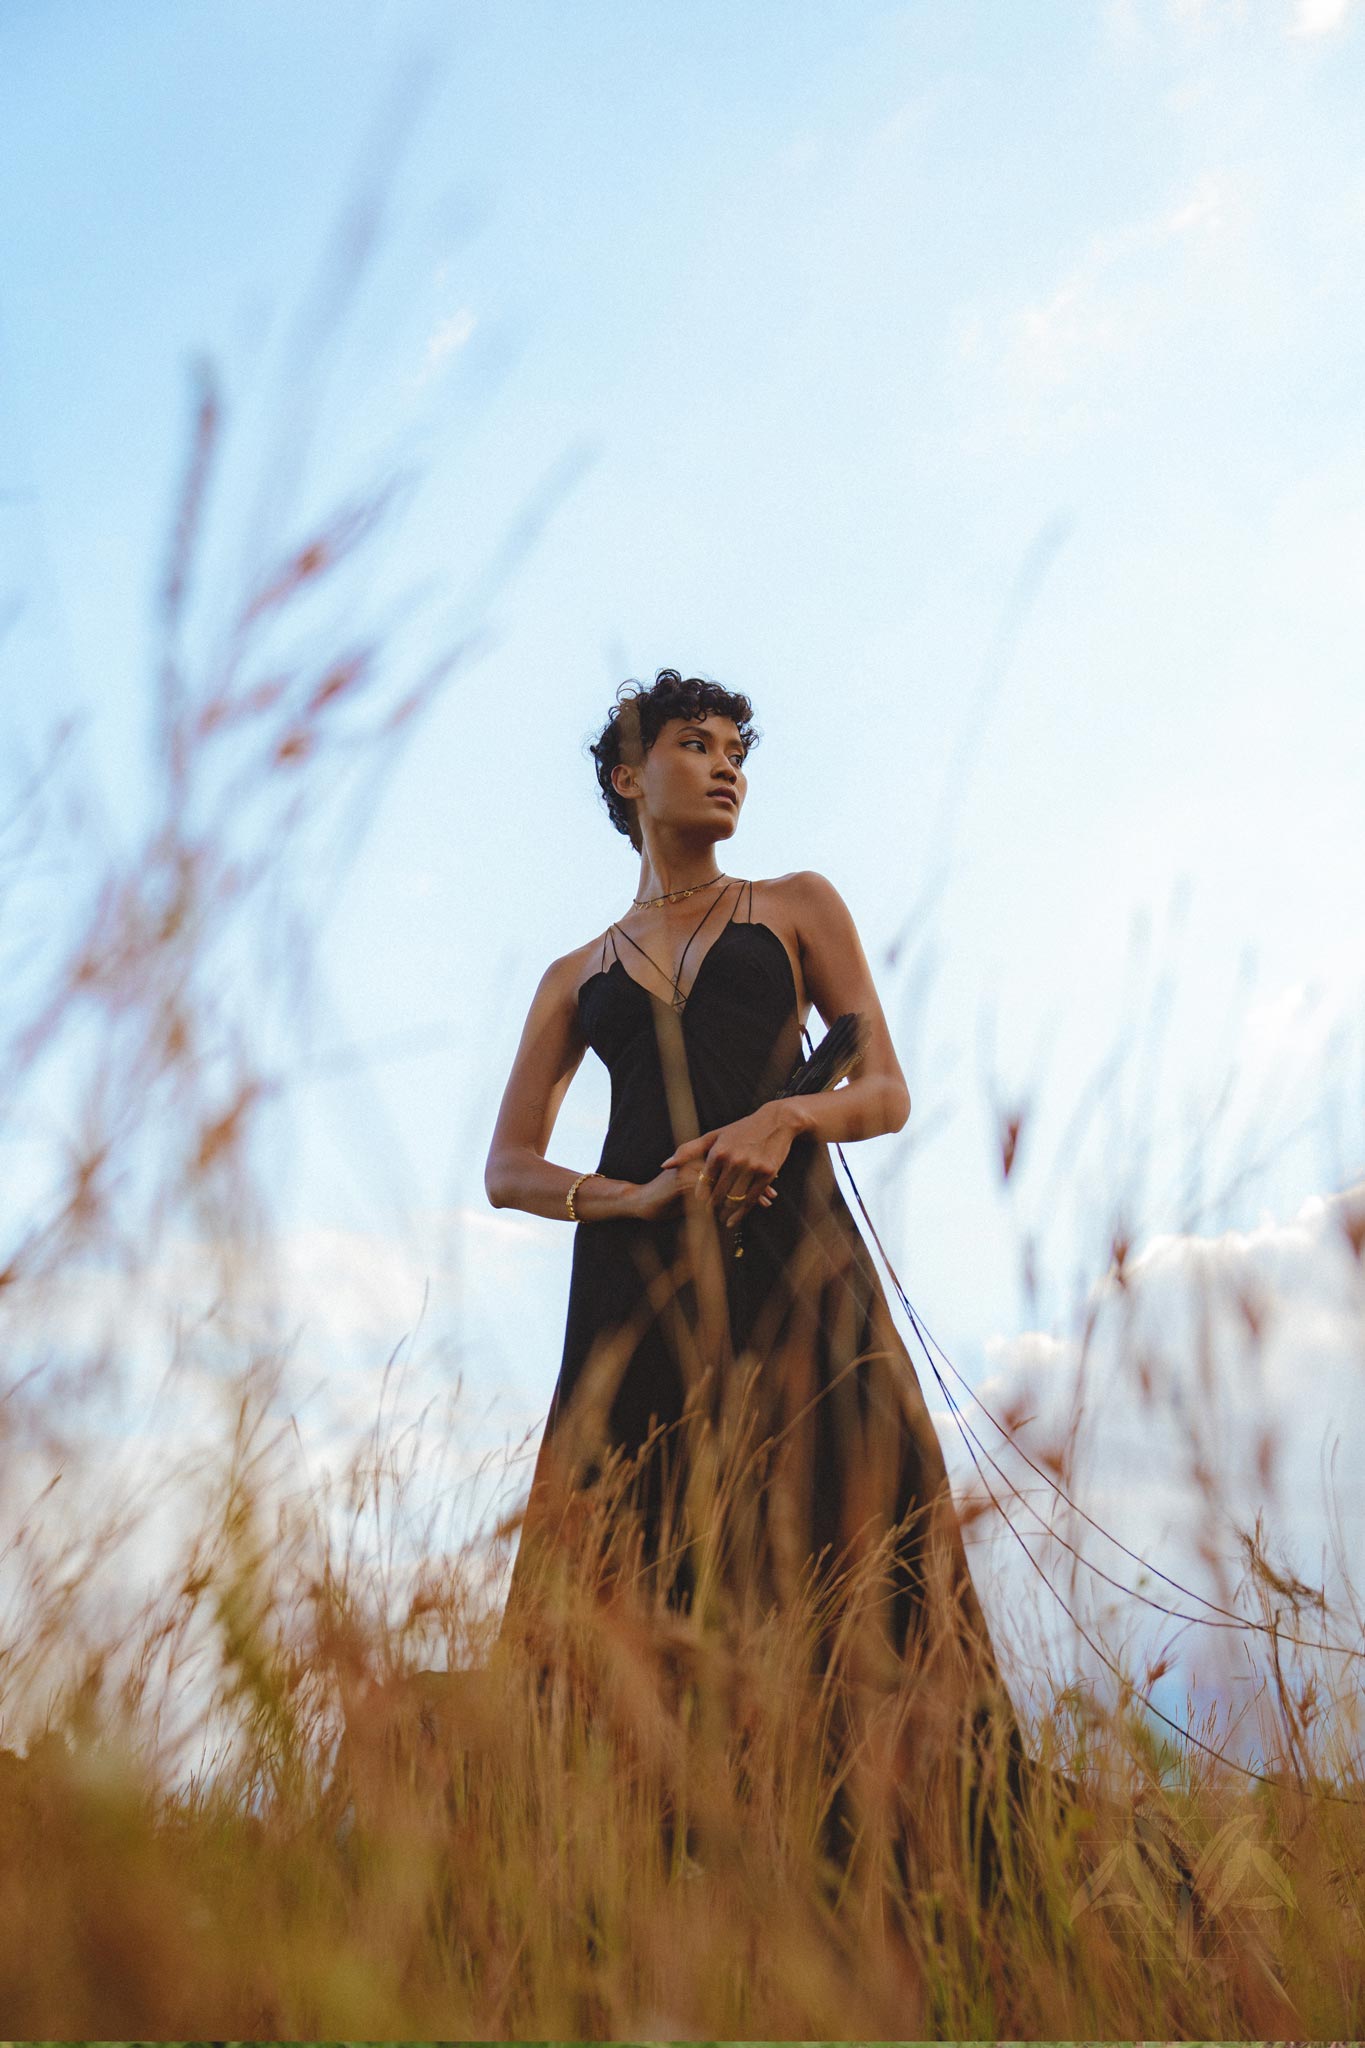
[660, 1098, 798, 1228]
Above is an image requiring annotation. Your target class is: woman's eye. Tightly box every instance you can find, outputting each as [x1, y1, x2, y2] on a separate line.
[682, 736, 743, 765]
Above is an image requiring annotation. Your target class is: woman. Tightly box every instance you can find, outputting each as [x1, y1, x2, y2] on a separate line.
[484, 668, 1027, 1879]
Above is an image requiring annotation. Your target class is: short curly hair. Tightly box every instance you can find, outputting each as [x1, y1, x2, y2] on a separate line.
[589, 669, 760, 851]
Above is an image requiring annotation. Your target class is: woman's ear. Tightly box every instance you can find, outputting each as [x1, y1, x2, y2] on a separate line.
[610, 762, 642, 847]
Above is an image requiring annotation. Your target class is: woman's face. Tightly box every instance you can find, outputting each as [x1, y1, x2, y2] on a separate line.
[615, 713, 748, 845]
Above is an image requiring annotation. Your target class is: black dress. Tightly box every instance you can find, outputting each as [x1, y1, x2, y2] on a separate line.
[504, 878, 1027, 1871]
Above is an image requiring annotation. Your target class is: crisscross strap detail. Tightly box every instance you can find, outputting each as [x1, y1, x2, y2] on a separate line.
[608, 877, 743, 1012]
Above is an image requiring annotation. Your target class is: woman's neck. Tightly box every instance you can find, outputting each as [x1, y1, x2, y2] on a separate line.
[632, 844, 725, 906]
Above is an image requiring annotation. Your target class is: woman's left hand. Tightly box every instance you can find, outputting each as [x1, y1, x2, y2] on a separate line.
[660, 1100, 798, 1228]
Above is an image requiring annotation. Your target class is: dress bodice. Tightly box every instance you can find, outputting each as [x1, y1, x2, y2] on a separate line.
[576, 886, 805, 1186]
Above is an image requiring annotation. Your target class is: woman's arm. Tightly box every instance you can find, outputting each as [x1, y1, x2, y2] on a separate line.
[783, 869, 911, 1144]
[483, 954, 638, 1221]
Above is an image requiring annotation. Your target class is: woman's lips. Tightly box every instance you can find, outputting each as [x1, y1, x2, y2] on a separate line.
[708, 790, 737, 808]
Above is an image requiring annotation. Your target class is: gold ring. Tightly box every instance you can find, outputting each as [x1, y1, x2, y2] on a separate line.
[724, 1192, 746, 1202]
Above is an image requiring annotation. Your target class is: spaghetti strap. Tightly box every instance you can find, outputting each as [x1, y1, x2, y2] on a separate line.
[718, 875, 746, 933]
[609, 879, 735, 1013]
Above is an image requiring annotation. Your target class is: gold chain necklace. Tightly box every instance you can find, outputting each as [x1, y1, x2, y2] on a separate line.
[612, 881, 736, 1014]
[633, 871, 729, 911]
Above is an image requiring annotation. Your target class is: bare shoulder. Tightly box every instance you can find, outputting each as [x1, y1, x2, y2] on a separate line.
[752, 869, 821, 906]
[748, 872, 857, 1016]
[754, 869, 852, 938]
[542, 925, 615, 1007]
[757, 872, 875, 1007]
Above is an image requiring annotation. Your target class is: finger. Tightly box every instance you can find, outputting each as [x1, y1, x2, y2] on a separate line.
[718, 1172, 757, 1224]
[729, 1177, 777, 1226]
[660, 1130, 714, 1170]
[706, 1149, 745, 1212]
[714, 1153, 774, 1221]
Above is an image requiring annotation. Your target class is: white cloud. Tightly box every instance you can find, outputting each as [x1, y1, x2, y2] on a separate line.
[944, 1176, 1365, 1722]
[951, 169, 1245, 444]
[1289, 0, 1356, 35]
[1160, 170, 1234, 236]
[1111, 0, 1360, 46]
[0, 1201, 560, 1609]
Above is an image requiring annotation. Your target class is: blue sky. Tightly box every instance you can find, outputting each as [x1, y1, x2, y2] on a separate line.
[3, 0, 1364, 1714]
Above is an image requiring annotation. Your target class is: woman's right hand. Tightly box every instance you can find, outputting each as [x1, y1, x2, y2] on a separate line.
[625, 1163, 778, 1223]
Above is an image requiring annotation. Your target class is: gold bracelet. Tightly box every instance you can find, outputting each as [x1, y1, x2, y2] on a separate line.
[566, 1170, 600, 1222]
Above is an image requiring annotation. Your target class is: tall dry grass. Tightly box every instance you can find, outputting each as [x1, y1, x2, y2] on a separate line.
[3, 180, 1364, 2046]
